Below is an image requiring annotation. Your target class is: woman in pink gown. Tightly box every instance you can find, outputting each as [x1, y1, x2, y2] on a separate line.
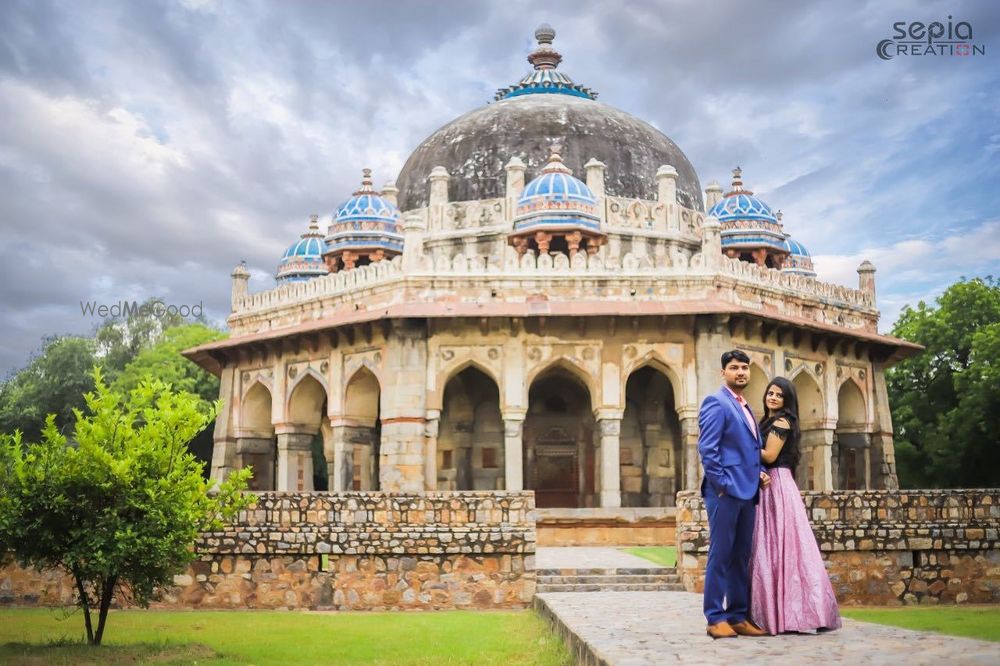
[750, 377, 841, 634]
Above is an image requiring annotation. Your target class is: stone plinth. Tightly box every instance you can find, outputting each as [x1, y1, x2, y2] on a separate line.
[676, 489, 1000, 605]
[0, 491, 537, 611]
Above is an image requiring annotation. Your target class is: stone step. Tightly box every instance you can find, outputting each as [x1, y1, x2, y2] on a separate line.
[537, 574, 680, 585]
[536, 582, 685, 593]
[535, 567, 676, 577]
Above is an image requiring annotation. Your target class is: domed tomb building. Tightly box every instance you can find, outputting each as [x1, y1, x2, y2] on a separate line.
[186, 26, 919, 506]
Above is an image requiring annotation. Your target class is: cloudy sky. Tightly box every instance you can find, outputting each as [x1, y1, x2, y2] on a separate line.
[1, 0, 998, 375]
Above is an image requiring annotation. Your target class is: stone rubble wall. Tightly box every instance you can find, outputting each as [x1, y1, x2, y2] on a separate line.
[676, 489, 1000, 605]
[0, 491, 537, 611]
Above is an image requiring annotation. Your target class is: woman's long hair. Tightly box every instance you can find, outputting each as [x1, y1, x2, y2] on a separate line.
[759, 376, 801, 470]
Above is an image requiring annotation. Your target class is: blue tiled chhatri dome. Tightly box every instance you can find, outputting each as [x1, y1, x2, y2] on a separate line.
[276, 215, 329, 283]
[324, 169, 404, 271]
[708, 167, 789, 269]
[494, 24, 597, 101]
[781, 237, 817, 278]
[509, 144, 606, 257]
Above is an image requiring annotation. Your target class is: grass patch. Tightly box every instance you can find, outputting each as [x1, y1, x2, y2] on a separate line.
[621, 546, 677, 567]
[0, 608, 572, 665]
[842, 606, 1000, 642]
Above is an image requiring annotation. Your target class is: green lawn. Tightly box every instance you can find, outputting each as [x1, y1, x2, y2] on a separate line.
[842, 606, 1000, 642]
[0, 608, 572, 665]
[621, 546, 677, 567]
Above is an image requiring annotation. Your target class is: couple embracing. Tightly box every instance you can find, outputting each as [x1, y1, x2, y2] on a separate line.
[698, 349, 842, 639]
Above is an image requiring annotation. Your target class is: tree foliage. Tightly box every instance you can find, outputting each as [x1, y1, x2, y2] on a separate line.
[0, 336, 96, 441]
[888, 277, 1000, 488]
[0, 369, 251, 645]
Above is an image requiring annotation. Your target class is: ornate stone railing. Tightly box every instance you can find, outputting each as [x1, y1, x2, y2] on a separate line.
[604, 195, 705, 236]
[717, 255, 874, 308]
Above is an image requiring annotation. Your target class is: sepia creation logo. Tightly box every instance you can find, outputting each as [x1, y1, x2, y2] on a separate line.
[876, 17, 986, 59]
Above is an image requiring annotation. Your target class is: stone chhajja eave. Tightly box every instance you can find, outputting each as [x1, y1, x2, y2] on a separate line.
[183, 288, 919, 376]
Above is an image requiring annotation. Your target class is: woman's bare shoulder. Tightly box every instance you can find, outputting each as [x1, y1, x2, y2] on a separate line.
[772, 417, 791, 428]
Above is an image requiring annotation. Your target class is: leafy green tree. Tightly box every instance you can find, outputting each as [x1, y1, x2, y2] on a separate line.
[888, 277, 1000, 488]
[94, 297, 190, 383]
[0, 369, 251, 645]
[113, 324, 225, 402]
[0, 336, 96, 441]
[113, 324, 227, 472]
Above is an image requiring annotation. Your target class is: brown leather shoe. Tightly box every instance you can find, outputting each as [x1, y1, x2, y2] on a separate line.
[730, 620, 769, 637]
[706, 621, 738, 639]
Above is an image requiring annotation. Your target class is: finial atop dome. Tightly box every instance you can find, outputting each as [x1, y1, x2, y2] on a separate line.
[729, 166, 748, 195]
[535, 23, 555, 44]
[354, 168, 375, 195]
[494, 25, 596, 100]
[541, 141, 572, 175]
[528, 24, 562, 70]
[308, 213, 320, 233]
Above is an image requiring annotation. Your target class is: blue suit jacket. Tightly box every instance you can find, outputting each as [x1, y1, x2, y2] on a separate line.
[698, 387, 763, 501]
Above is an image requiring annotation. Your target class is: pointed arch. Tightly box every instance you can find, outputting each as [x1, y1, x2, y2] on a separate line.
[344, 366, 380, 427]
[837, 378, 867, 428]
[438, 366, 503, 491]
[744, 362, 771, 417]
[431, 358, 502, 411]
[240, 381, 274, 435]
[621, 353, 683, 414]
[525, 356, 597, 408]
[287, 372, 327, 430]
[621, 364, 682, 507]
[792, 370, 825, 428]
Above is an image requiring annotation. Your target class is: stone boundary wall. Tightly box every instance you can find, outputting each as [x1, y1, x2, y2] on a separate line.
[676, 489, 1000, 605]
[0, 491, 537, 611]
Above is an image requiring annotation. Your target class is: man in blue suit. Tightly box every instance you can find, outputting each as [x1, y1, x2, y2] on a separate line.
[698, 349, 770, 639]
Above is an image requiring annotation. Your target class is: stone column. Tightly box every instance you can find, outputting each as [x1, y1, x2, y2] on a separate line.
[679, 411, 701, 492]
[236, 436, 274, 490]
[428, 166, 450, 231]
[802, 428, 835, 491]
[870, 362, 899, 490]
[379, 320, 429, 492]
[275, 428, 315, 492]
[656, 165, 678, 203]
[705, 181, 723, 209]
[400, 212, 427, 273]
[327, 420, 352, 491]
[700, 217, 722, 269]
[505, 156, 526, 225]
[424, 410, 440, 491]
[597, 411, 623, 507]
[210, 365, 238, 483]
[503, 414, 525, 491]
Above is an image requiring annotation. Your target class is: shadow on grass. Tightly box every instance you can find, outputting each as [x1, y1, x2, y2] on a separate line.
[0, 639, 220, 665]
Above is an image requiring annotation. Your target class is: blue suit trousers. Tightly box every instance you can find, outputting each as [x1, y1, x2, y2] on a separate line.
[702, 490, 756, 625]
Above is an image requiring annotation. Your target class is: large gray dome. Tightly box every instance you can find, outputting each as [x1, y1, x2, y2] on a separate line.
[395, 94, 703, 212]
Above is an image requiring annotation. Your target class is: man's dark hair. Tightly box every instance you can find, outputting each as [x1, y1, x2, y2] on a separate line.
[721, 349, 751, 368]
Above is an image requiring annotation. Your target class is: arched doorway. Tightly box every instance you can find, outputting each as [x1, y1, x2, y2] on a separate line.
[286, 373, 326, 492]
[239, 382, 276, 490]
[524, 366, 596, 508]
[745, 363, 770, 421]
[438, 366, 503, 490]
[836, 380, 868, 490]
[621, 366, 682, 506]
[343, 367, 381, 490]
[793, 371, 825, 490]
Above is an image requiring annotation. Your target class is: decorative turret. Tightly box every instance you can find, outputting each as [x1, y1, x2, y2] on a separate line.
[707, 167, 789, 269]
[858, 260, 877, 297]
[276, 215, 329, 284]
[508, 143, 605, 258]
[324, 169, 404, 272]
[494, 24, 597, 101]
[781, 237, 817, 278]
[231, 260, 250, 312]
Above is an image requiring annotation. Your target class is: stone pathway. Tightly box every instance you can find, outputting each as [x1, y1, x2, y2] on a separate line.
[535, 590, 1000, 665]
[535, 547, 665, 570]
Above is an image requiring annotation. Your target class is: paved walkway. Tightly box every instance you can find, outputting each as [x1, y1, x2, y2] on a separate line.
[535, 547, 665, 570]
[535, 590, 1000, 665]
